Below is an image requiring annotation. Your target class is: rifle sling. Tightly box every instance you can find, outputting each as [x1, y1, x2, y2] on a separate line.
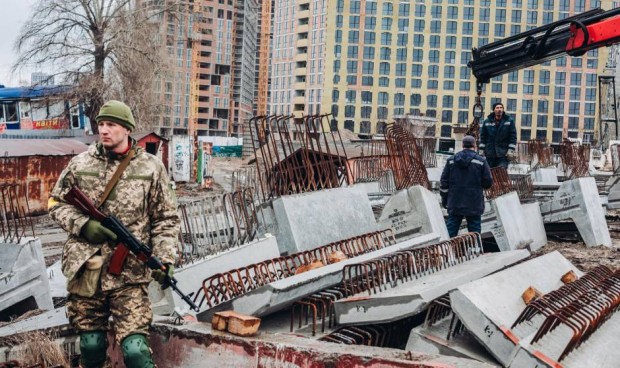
[97, 148, 135, 208]
[98, 148, 135, 276]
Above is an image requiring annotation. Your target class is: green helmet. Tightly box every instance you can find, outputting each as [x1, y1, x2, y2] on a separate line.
[96, 100, 136, 131]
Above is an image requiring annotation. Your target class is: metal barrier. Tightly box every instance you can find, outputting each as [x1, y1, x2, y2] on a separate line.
[0, 183, 35, 243]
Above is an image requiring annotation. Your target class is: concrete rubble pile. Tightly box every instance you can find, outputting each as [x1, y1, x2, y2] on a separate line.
[1, 132, 618, 367]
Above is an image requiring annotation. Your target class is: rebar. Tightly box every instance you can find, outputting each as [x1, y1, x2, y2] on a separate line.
[177, 189, 259, 264]
[530, 269, 619, 361]
[0, 183, 35, 243]
[484, 167, 514, 199]
[560, 139, 590, 179]
[248, 114, 350, 200]
[528, 139, 555, 169]
[384, 123, 430, 190]
[195, 229, 396, 310]
[511, 174, 535, 203]
[341, 233, 482, 297]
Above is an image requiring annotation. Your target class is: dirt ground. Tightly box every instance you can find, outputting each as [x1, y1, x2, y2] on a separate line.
[530, 240, 620, 272]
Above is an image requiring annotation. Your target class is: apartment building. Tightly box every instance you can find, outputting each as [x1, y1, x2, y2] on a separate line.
[269, 0, 611, 145]
[147, 0, 258, 138]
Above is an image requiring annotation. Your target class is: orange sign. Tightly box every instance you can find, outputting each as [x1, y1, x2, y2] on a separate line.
[0, 123, 6, 134]
[32, 118, 69, 130]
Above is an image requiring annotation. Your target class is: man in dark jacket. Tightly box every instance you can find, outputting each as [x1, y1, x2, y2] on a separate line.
[440, 136, 493, 237]
[479, 102, 517, 168]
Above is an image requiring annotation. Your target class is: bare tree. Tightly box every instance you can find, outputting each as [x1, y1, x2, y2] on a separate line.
[13, 0, 180, 133]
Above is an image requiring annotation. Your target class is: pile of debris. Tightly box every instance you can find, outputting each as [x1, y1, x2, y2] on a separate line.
[1, 123, 618, 367]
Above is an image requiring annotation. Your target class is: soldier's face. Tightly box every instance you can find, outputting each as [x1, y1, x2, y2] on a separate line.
[98, 120, 130, 153]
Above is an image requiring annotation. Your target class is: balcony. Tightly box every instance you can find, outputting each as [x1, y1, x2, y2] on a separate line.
[297, 23, 309, 34]
[295, 66, 307, 75]
[294, 82, 306, 90]
[296, 38, 308, 48]
[295, 52, 307, 63]
[293, 95, 306, 105]
[297, 9, 310, 20]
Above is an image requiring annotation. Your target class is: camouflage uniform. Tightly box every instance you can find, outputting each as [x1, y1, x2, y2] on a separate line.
[49, 138, 179, 344]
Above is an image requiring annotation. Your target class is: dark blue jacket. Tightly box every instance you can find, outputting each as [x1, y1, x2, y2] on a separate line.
[479, 112, 517, 158]
[440, 149, 493, 216]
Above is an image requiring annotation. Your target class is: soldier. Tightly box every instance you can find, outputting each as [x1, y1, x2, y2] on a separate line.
[49, 100, 179, 368]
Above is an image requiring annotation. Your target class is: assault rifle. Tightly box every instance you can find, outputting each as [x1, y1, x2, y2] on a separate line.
[64, 186, 199, 312]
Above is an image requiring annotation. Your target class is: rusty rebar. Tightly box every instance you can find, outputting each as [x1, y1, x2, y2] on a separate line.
[0, 183, 35, 243]
[341, 233, 482, 297]
[195, 229, 396, 310]
[484, 167, 514, 199]
[384, 123, 430, 190]
[530, 269, 619, 361]
[560, 139, 590, 179]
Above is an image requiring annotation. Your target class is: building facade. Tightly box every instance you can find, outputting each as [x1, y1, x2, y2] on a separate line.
[270, 0, 610, 145]
[146, 0, 258, 139]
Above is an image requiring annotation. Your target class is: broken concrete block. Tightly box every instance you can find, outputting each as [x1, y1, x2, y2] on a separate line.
[268, 187, 379, 255]
[539, 177, 611, 247]
[449, 251, 582, 367]
[378, 185, 449, 242]
[212, 311, 261, 337]
[0, 238, 53, 317]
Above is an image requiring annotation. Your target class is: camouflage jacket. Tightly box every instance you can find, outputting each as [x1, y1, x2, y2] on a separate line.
[49, 139, 180, 291]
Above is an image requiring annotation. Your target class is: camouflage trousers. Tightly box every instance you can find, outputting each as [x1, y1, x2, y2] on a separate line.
[67, 283, 152, 345]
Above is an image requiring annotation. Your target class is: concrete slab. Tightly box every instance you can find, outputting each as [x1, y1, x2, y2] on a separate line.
[406, 316, 499, 366]
[269, 187, 379, 255]
[482, 192, 532, 251]
[605, 173, 620, 209]
[196, 232, 441, 321]
[450, 251, 583, 367]
[378, 185, 449, 241]
[510, 312, 620, 368]
[47, 261, 67, 299]
[0, 238, 53, 316]
[149, 235, 281, 315]
[539, 177, 611, 247]
[520, 202, 547, 251]
[334, 250, 529, 325]
[531, 168, 558, 184]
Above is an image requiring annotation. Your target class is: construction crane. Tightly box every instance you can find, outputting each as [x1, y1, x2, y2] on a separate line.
[466, 7, 620, 147]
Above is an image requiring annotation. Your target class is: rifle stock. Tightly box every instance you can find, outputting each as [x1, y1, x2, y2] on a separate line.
[64, 186, 199, 312]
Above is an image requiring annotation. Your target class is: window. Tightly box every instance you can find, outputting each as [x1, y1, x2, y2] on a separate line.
[362, 61, 374, 74]
[443, 95, 454, 108]
[537, 115, 548, 127]
[410, 94, 422, 106]
[382, 2, 393, 16]
[1, 102, 18, 122]
[365, 1, 377, 14]
[459, 96, 469, 108]
[411, 64, 423, 77]
[553, 116, 564, 129]
[381, 17, 393, 30]
[345, 105, 356, 118]
[349, 16, 360, 28]
[361, 92, 372, 104]
[378, 92, 389, 105]
[361, 107, 372, 118]
[381, 32, 392, 46]
[363, 46, 375, 59]
[538, 100, 548, 113]
[463, 22, 474, 35]
[522, 115, 532, 127]
[442, 110, 453, 123]
[399, 3, 410, 16]
[364, 31, 376, 44]
[365, 17, 376, 29]
[414, 19, 425, 32]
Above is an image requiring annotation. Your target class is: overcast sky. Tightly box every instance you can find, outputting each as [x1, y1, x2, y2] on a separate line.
[0, 0, 37, 86]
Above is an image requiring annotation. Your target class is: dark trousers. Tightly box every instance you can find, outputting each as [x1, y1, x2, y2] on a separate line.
[486, 156, 509, 169]
[446, 214, 481, 238]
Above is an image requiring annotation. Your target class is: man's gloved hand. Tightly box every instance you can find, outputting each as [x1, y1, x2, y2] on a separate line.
[507, 149, 517, 161]
[152, 264, 174, 288]
[478, 150, 485, 157]
[81, 219, 117, 244]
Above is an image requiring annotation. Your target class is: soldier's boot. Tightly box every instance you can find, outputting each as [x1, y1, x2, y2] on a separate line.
[121, 334, 155, 368]
[79, 331, 108, 368]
